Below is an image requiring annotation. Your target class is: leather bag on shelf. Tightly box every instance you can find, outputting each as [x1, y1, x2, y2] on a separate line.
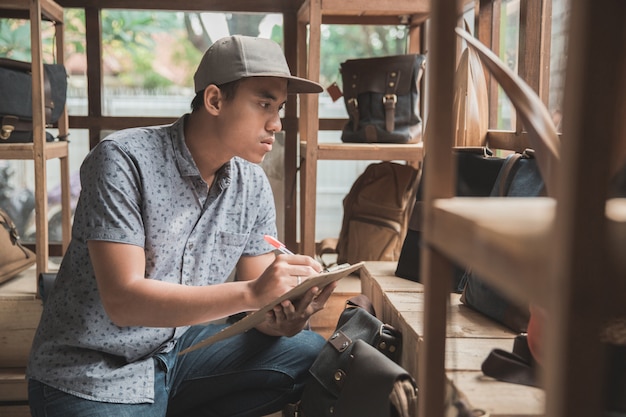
[317, 161, 420, 266]
[340, 54, 426, 144]
[299, 294, 417, 417]
[395, 147, 506, 291]
[0, 207, 36, 284]
[395, 32, 494, 289]
[0, 57, 68, 143]
[459, 151, 544, 333]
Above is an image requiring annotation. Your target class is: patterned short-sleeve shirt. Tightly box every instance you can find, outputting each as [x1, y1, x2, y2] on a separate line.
[26, 115, 277, 404]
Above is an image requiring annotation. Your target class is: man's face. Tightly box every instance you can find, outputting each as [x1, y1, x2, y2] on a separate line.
[216, 76, 288, 164]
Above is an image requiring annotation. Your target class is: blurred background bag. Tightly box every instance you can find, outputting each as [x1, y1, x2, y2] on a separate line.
[340, 54, 426, 144]
[0, 207, 36, 284]
[0, 57, 67, 143]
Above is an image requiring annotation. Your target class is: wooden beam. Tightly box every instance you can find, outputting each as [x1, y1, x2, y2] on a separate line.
[56, 0, 303, 13]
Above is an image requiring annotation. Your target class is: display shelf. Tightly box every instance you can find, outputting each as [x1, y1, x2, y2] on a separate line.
[0, 0, 70, 279]
[429, 197, 626, 305]
[296, 0, 430, 24]
[0, 141, 68, 160]
[295, 0, 433, 256]
[419, 1, 626, 416]
[0, 0, 63, 22]
[300, 141, 424, 161]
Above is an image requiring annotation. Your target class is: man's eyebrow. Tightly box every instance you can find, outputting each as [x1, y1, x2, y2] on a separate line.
[255, 89, 287, 104]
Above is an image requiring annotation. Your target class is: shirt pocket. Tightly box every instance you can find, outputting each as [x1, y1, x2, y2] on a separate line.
[207, 231, 247, 283]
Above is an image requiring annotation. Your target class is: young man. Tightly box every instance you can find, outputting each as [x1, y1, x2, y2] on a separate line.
[27, 35, 332, 417]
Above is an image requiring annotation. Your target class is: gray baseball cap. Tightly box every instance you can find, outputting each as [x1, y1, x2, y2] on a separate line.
[193, 35, 323, 94]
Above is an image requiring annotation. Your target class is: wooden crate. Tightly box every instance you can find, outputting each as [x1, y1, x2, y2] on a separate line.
[308, 274, 361, 339]
[0, 267, 42, 368]
[360, 261, 545, 417]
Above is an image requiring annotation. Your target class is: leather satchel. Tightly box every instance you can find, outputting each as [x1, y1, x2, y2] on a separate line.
[299, 295, 416, 417]
[0, 57, 68, 143]
[340, 54, 426, 144]
[395, 147, 506, 291]
[0, 207, 36, 284]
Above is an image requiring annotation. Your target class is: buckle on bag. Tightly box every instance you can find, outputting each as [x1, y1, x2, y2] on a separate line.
[1, 116, 17, 140]
[383, 94, 397, 104]
[329, 330, 353, 352]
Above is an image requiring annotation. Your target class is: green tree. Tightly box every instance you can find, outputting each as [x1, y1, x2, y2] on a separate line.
[320, 25, 408, 87]
[2, 11, 408, 91]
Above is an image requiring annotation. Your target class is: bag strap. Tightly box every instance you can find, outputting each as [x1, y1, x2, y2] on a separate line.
[494, 152, 523, 196]
[345, 293, 376, 315]
[481, 334, 539, 387]
[0, 208, 32, 258]
[0, 57, 32, 72]
[383, 68, 401, 132]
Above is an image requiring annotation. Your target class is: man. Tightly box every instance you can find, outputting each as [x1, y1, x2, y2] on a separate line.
[27, 35, 332, 417]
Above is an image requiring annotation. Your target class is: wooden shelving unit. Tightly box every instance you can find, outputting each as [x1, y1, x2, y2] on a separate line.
[419, 1, 626, 417]
[0, 0, 71, 279]
[294, 0, 430, 256]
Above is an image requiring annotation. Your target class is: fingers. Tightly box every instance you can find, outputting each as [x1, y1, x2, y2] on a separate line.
[275, 253, 323, 275]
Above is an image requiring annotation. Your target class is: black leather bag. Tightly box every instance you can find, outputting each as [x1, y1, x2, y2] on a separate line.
[340, 54, 426, 144]
[395, 147, 507, 291]
[459, 151, 544, 332]
[299, 295, 416, 417]
[0, 57, 67, 143]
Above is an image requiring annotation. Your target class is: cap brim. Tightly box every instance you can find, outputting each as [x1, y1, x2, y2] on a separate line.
[285, 76, 324, 94]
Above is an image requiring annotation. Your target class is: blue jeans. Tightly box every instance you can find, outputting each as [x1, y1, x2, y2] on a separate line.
[29, 325, 325, 417]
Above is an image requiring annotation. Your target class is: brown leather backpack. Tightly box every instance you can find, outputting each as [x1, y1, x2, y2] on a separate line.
[318, 161, 420, 265]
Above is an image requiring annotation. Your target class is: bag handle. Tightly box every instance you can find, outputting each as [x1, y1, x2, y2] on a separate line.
[0, 57, 32, 72]
[0, 208, 33, 258]
[456, 28, 560, 197]
[481, 334, 539, 387]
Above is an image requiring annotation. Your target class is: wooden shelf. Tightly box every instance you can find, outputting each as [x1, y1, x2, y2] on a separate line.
[300, 141, 424, 161]
[419, 1, 626, 415]
[0, 141, 68, 160]
[0, 0, 63, 22]
[429, 197, 554, 305]
[0, 0, 70, 278]
[295, 0, 429, 255]
[428, 195, 626, 321]
[297, 0, 430, 25]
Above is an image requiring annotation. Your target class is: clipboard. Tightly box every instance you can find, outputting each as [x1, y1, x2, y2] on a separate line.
[179, 261, 364, 355]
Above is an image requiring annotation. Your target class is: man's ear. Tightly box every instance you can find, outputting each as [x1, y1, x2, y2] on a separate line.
[203, 85, 222, 115]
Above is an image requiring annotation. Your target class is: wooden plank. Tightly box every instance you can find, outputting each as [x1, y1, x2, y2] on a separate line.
[282, 11, 299, 250]
[0, 142, 68, 160]
[361, 262, 544, 417]
[444, 337, 515, 371]
[451, 371, 544, 417]
[57, 0, 301, 13]
[308, 275, 361, 339]
[298, 0, 321, 257]
[429, 198, 553, 305]
[0, 405, 31, 417]
[542, 1, 626, 415]
[0, 268, 42, 368]
[313, 142, 424, 161]
[0, 368, 28, 402]
[0, 0, 63, 22]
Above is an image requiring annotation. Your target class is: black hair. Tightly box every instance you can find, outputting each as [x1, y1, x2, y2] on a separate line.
[190, 79, 241, 112]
